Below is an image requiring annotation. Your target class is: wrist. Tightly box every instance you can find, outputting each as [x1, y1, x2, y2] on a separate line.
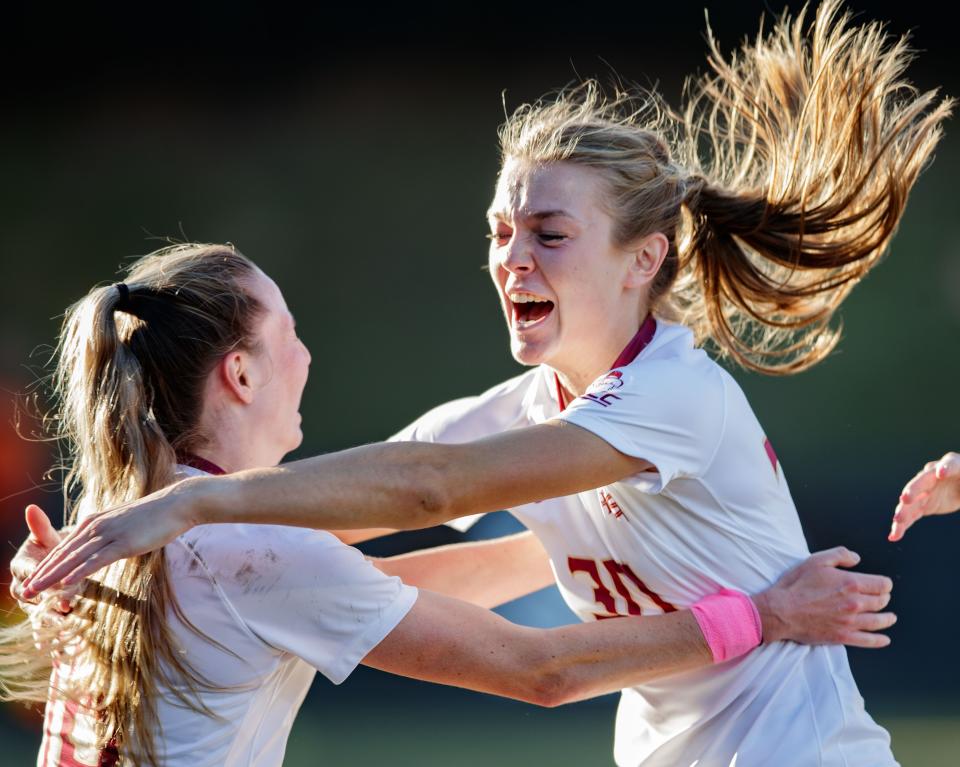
[751, 588, 786, 644]
[173, 475, 220, 528]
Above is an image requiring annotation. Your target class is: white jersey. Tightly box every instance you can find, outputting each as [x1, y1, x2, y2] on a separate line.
[392, 319, 895, 767]
[38, 465, 417, 767]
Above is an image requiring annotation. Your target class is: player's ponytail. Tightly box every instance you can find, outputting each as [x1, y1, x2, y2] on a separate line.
[0, 243, 264, 766]
[499, 0, 952, 373]
[673, 0, 952, 372]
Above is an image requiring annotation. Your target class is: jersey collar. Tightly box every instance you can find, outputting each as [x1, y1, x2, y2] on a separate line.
[553, 314, 658, 412]
[176, 453, 227, 476]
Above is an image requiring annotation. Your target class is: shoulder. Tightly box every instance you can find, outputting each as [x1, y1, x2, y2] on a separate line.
[389, 368, 539, 443]
[171, 523, 373, 590]
[590, 330, 726, 425]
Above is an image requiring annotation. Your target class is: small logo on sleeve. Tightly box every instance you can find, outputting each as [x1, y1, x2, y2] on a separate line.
[582, 370, 624, 408]
[763, 437, 779, 476]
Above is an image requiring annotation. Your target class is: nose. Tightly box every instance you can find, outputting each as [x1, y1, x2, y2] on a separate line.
[496, 232, 536, 275]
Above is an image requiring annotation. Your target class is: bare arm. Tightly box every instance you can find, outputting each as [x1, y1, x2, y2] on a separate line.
[372, 531, 555, 609]
[363, 545, 896, 706]
[363, 588, 709, 707]
[24, 422, 641, 593]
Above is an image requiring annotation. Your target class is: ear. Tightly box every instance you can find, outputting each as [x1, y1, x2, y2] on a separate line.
[623, 232, 670, 290]
[217, 350, 256, 405]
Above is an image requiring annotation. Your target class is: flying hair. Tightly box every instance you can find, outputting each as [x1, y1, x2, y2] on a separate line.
[498, 0, 952, 373]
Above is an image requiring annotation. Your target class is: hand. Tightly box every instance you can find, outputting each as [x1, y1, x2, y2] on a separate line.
[20, 478, 203, 600]
[889, 452, 960, 542]
[9, 505, 75, 614]
[753, 547, 895, 649]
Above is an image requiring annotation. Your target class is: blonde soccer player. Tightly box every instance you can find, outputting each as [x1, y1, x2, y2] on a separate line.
[22, 2, 950, 765]
[1, 244, 888, 767]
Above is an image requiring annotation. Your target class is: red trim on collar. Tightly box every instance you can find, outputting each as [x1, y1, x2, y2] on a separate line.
[611, 314, 658, 369]
[554, 374, 570, 412]
[177, 453, 227, 476]
[552, 314, 658, 412]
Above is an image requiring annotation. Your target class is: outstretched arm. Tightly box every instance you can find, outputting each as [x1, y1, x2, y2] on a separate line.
[363, 545, 894, 707]
[889, 452, 960, 541]
[23, 422, 644, 594]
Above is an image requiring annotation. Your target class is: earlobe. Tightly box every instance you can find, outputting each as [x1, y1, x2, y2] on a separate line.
[625, 232, 670, 289]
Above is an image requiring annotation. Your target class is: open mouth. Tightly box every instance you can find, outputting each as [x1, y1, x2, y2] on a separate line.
[510, 292, 555, 329]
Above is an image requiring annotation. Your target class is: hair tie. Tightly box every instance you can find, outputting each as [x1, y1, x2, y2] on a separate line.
[114, 282, 131, 312]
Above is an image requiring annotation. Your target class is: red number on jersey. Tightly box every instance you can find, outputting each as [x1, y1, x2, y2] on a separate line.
[568, 556, 676, 620]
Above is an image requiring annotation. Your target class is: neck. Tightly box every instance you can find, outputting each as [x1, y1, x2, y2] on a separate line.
[188, 417, 272, 474]
[552, 315, 652, 398]
[552, 311, 657, 403]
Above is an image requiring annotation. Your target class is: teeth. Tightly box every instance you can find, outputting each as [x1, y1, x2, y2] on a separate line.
[515, 318, 543, 328]
[510, 292, 550, 303]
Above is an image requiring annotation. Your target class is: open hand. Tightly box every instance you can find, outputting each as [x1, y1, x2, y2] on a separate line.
[20, 479, 201, 600]
[9, 505, 76, 614]
[889, 452, 960, 542]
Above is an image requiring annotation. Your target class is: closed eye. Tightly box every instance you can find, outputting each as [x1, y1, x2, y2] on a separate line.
[537, 232, 568, 245]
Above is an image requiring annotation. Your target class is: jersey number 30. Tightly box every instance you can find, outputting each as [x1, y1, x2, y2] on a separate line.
[568, 557, 676, 620]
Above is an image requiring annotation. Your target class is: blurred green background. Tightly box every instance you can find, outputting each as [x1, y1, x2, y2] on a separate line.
[1, 1, 958, 764]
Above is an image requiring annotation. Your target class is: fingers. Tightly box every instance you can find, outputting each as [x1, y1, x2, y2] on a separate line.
[841, 631, 892, 649]
[21, 531, 103, 599]
[851, 611, 897, 632]
[25, 504, 61, 549]
[844, 572, 893, 596]
[839, 611, 897, 649]
[807, 547, 860, 569]
[935, 452, 960, 480]
[848, 592, 892, 614]
[889, 506, 916, 541]
[899, 465, 937, 504]
[889, 491, 928, 541]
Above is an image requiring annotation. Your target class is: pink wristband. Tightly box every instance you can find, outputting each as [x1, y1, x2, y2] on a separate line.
[690, 588, 762, 663]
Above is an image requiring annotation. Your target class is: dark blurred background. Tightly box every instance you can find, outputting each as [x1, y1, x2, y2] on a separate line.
[1, 1, 958, 764]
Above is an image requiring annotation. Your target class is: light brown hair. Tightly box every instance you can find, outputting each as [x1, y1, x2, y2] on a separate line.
[0, 243, 263, 765]
[499, 0, 952, 373]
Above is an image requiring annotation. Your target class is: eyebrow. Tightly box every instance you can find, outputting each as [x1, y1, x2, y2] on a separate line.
[486, 208, 579, 222]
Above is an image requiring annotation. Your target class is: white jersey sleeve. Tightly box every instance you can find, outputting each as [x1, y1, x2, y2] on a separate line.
[177, 524, 418, 684]
[388, 370, 538, 530]
[556, 357, 726, 493]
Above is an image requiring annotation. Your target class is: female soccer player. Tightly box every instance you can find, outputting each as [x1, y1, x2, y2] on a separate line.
[22, 2, 949, 765]
[2, 243, 886, 767]
[889, 452, 960, 540]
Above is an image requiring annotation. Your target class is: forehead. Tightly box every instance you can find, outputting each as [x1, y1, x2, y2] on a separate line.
[489, 159, 606, 220]
[246, 268, 290, 318]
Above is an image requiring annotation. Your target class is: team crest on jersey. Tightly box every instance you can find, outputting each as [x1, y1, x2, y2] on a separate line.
[582, 370, 624, 408]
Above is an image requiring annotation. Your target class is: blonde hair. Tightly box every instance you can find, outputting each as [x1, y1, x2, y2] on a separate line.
[0, 243, 263, 765]
[499, 0, 952, 373]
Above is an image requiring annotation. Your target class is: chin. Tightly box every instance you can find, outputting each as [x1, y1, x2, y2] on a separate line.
[510, 336, 556, 368]
[289, 427, 304, 451]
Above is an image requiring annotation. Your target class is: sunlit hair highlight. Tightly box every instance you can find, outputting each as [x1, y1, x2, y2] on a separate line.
[498, 0, 952, 373]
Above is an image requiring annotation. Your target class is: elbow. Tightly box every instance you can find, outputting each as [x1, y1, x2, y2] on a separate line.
[402, 457, 458, 528]
[516, 641, 579, 708]
[523, 668, 578, 708]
